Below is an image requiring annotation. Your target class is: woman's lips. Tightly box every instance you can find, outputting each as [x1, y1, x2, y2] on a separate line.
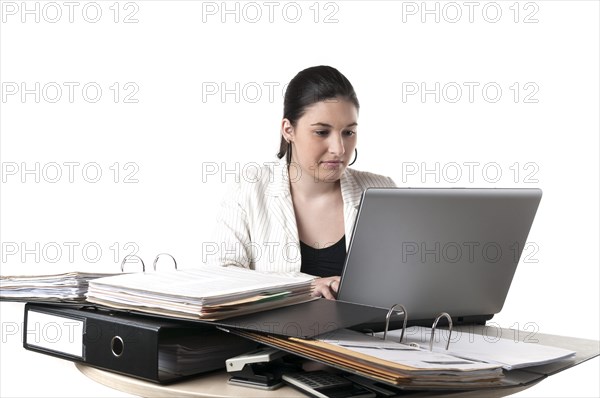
[320, 160, 343, 169]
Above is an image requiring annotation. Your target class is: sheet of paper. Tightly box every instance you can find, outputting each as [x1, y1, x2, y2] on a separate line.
[317, 328, 502, 372]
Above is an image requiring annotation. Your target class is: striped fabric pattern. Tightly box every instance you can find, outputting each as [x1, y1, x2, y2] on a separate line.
[205, 159, 396, 274]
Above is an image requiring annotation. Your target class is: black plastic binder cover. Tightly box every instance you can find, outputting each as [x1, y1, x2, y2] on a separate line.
[213, 299, 389, 338]
[23, 303, 256, 383]
[23, 299, 391, 339]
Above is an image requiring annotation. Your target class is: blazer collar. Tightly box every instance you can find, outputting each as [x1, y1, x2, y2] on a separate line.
[340, 168, 364, 211]
[340, 168, 363, 250]
[264, 159, 291, 198]
[263, 160, 299, 248]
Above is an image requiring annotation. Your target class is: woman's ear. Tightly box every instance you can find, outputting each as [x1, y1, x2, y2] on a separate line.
[281, 118, 295, 142]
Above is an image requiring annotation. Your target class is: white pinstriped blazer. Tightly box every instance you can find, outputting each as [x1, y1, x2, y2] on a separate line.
[205, 159, 396, 274]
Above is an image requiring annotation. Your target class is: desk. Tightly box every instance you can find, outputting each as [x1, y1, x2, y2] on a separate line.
[75, 363, 305, 398]
[76, 327, 599, 398]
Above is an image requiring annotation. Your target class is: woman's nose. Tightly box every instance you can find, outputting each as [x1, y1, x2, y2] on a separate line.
[328, 133, 345, 156]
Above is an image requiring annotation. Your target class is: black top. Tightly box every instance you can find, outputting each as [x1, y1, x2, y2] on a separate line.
[299, 236, 346, 277]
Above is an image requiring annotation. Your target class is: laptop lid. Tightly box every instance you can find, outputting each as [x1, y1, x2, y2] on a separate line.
[337, 188, 542, 326]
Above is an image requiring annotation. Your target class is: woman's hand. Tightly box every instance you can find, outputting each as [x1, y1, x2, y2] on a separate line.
[311, 276, 341, 300]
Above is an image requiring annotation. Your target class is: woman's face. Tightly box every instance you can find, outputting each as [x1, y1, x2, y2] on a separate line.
[283, 97, 358, 183]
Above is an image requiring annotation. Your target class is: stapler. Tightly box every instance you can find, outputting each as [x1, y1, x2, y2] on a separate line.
[225, 346, 289, 390]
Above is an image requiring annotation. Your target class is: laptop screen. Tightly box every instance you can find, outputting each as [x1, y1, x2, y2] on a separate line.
[337, 188, 542, 325]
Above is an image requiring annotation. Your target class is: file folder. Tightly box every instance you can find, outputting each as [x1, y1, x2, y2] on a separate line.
[211, 298, 390, 338]
[93, 298, 392, 339]
[23, 303, 256, 383]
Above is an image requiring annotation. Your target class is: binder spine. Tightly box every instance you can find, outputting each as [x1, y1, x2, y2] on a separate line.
[83, 317, 161, 381]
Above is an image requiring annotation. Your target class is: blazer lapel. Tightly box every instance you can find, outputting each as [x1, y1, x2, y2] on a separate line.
[265, 160, 299, 244]
[340, 169, 364, 250]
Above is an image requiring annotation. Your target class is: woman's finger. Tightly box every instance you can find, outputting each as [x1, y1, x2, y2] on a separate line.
[321, 287, 336, 300]
[328, 278, 340, 293]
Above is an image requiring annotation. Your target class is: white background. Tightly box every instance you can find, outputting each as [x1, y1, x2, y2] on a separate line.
[0, 1, 598, 397]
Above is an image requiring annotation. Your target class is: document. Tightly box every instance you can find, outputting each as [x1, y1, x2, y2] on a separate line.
[375, 326, 576, 370]
[86, 265, 315, 320]
[0, 272, 118, 302]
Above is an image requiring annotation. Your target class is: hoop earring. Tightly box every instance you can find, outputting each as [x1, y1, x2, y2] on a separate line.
[348, 148, 358, 166]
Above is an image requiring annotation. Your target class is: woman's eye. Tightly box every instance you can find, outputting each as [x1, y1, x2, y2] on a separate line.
[315, 130, 329, 136]
[345, 130, 356, 136]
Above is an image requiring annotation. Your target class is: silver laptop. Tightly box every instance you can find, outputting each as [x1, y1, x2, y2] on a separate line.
[337, 188, 542, 326]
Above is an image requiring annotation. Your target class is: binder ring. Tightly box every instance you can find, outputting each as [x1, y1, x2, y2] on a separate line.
[120, 255, 145, 273]
[383, 304, 408, 343]
[429, 312, 453, 351]
[153, 253, 177, 271]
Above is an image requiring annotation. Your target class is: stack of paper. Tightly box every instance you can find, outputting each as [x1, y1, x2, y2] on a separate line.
[231, 328, 505, 389]
[158, 329, 255, 379]
[376, 326, 575, 370]
[86, 265, 315, 320]
[0, 272, 118, 302]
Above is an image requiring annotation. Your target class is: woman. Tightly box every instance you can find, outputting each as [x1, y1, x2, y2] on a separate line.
[207, 65, 396, 299]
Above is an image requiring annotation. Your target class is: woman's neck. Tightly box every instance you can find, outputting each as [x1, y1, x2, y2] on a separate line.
[288, 166, 341, 200]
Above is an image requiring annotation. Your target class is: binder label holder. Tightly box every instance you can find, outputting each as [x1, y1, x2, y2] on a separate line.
[25, 309, 85, 358]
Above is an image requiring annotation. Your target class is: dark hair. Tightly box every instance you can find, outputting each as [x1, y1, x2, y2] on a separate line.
[277, 66, 360, 164]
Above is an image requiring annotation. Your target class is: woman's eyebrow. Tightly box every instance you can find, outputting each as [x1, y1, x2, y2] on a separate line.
[310, 122, 358, 128]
